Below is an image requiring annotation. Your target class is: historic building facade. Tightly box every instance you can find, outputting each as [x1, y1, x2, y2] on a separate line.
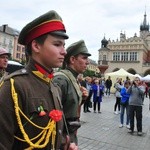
[98, 12, 150, 76]
[87, 59, 100, 74]
[0, 24, 25, 63]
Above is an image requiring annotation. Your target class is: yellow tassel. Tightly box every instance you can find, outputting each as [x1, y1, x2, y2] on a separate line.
[10, 78, 57, 149]
[0, 80, 4, 88]
[52, 123, 56, 150]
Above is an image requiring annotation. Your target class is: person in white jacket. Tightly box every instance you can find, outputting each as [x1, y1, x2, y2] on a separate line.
[114, 78, 123, 114]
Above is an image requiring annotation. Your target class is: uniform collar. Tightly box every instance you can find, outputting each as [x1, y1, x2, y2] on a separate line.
[34, 63, 54, 79]
[26, 58, 54, 82]
[66, 67, 79, 78]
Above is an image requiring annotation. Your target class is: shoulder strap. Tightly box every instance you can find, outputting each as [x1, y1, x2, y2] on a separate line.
[55, 70, 82, 105]
[50, 81, 70, 149]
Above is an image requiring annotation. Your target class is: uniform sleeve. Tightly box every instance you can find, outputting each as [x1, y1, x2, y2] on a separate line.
[0, 81, 17, 149]
[53, 75, 69, 104]
[121, 88, 129, 98]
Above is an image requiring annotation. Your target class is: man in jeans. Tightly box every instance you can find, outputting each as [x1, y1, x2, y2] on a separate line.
[127, 77, 144, 136]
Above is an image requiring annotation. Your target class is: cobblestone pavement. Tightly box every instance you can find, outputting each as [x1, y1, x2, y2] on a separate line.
[78, 95, 150, 150]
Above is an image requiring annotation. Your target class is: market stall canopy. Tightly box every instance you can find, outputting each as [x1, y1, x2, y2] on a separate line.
[104, 68, 135, 93]
[134, 74, 143, 80]
[142, 74, 150, 81]
[105, 68, 135, 77]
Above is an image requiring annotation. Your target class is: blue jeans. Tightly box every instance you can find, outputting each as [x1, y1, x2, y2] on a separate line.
[120, 104, 129, 125]
[105, 87, 111, 95]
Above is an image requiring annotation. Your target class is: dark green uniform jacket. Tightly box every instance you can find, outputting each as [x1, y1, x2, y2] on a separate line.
[53, 67, 82, 144]
[0, 59, 64, 150]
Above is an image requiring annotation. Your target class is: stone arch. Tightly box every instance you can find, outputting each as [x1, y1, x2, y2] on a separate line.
[143, 69, 150, 76]
[127, 68, 136, 75]
[112, 68, 119, 72]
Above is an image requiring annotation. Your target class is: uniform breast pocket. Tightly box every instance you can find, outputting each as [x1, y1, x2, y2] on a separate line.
[22, 98, 50, 138]
[28, 98, 49, 117]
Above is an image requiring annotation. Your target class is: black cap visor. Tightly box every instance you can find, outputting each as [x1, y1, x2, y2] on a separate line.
[50, 31, 69, 39]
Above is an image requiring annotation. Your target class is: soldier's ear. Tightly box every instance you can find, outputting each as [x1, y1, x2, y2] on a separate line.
[69, 56, 76, 64]
[31, 40, 41, 53]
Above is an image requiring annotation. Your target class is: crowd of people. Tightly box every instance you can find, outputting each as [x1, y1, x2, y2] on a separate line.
[76, 74, 150, 137]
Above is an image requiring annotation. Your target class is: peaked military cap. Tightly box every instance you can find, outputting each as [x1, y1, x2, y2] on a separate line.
[18, 10, 69, 45]
[65, 40, 91, 61]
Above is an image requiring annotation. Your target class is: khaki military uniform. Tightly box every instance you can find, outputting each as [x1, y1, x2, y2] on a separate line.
[53, 67, 82, 145]
[0, 70, 8, 83]
[0, 59, 64, 150]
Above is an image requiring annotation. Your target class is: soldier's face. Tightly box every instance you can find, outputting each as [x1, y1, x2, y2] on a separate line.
[71, 54, 89, 73]
[32, 35, 66, 68]
[0, 55, 9, 69]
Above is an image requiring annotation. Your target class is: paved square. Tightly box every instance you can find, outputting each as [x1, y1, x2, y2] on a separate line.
[78, 95, 150, 150]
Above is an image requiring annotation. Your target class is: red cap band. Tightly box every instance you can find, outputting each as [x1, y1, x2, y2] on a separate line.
[25, 20, 65, 45]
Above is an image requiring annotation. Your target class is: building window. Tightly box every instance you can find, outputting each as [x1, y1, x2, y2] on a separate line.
[3, 37, 6, 44]
[121, 52, 128, 61]
[9, 40, 12, 47]
[99, 55, 102, 60]
[113, 51, 137, 61]
[130, 52, 137, 61]
[16, 53, 20, 58]
[113, 52, 120, 61]
[103, 55, 106, 60]
[22, 47, 25, 52]
[17, 45, 21, 51]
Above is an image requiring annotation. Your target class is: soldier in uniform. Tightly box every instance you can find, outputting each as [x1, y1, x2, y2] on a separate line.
[53, 40, 91, 145]
[0, 47, 11, 83]
[0, 10, 78, 150]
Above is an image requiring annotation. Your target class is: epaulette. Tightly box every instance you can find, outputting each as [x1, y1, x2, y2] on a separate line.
[4, 69, 28, 81]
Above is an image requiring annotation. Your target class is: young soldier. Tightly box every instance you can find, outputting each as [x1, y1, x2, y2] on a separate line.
[0, 10, 77, 150]
[53, 40, 91, 145]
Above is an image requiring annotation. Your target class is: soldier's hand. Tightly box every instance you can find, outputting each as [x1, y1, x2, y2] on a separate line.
[68, 143, 78, 150]
[80, 86, 88, 97]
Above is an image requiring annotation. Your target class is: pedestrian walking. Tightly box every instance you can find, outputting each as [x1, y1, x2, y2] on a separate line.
[114, 78, 123, 114]
[92, 79, 104, 113]
[83, 76, 93, 113]
[105, 76, 112, 96]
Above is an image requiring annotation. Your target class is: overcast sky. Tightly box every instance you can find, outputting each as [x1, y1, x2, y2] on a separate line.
[1, 0, 150, 61]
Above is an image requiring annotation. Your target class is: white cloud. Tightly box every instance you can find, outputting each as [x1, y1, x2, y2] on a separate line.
[0, 0, 150, 61]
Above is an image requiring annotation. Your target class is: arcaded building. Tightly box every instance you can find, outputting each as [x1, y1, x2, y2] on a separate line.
[98, 12, 150, 76]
